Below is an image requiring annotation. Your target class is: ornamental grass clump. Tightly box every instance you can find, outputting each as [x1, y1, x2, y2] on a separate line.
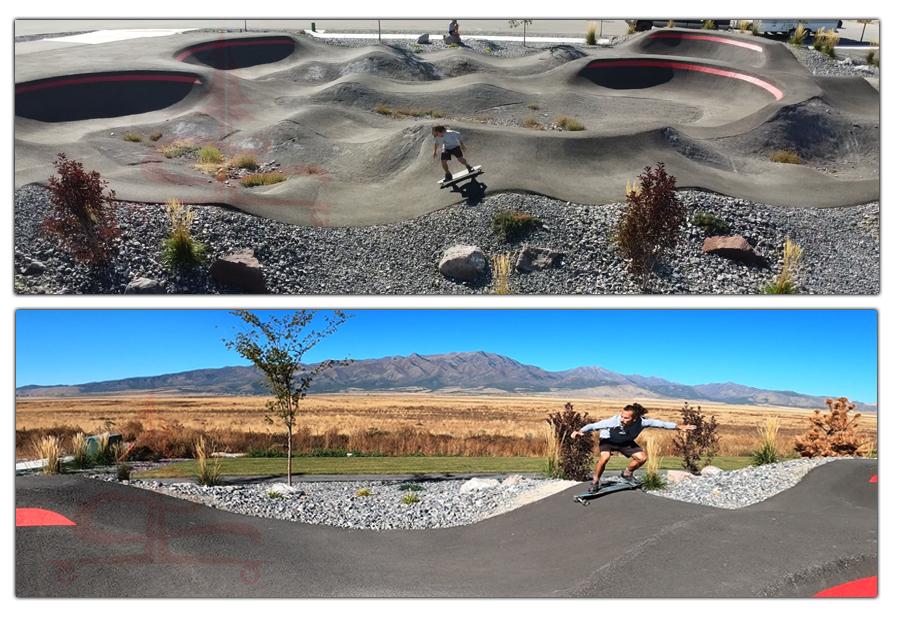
[492, 210, 540, 241]
[586, 22, 598, 45]
[762, 238, 803, 294]
[795, 397, 868, 458]
[161, 199, 206, 269]
[70, 432, 92, 469]
[241, 173, 288, 187]
[491, 252, 512, 294]
[555, 115, 584, 131]
[34, 435, 63, 475]
[194, 436, 222, 486]
[640, 436, 667, 490]
[751, 416, 780, 465]
[769, 149, 802, 164]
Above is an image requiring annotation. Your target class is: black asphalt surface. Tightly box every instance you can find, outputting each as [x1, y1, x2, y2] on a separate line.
[14, 27, 879, 227]
[15, 459, 877, 597]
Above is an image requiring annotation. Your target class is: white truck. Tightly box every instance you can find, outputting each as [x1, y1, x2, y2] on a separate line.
[752, 20, 843, 37]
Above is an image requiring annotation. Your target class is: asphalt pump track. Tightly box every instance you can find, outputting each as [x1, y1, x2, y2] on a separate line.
[15, 459, 877, 597]
[15, 30, 879, 227]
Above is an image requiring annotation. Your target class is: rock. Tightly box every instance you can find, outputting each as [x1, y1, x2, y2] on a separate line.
[700, 465, 724, 476]
[443, 34, 462, 45]
[665, 470, 696, 484]
[516, 245, 561, 273]
[417, 33, 430, 44]
[23, 261, 46, 276]
[502, 475, 524, 485]
[210, 249, 267, 293]
[460, 477, 499, 493]
[439, 245, 486, 280]
[267, 482, 303, 496]
[702, 235, 768, 266]
[124, 277, 165, 294]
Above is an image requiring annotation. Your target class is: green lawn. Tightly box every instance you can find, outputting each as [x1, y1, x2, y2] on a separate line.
[133, 456, 759, 479]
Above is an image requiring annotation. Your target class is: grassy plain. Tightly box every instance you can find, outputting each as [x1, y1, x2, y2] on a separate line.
[15, 393, 878, 460]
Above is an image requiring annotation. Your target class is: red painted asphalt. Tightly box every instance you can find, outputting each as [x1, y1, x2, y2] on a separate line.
[16, 508, 76, 527]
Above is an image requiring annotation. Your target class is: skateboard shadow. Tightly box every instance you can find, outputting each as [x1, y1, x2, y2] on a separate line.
[449, 178, 488, 205]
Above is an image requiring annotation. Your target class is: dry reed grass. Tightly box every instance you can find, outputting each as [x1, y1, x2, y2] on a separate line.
[15, 394, 877, 460]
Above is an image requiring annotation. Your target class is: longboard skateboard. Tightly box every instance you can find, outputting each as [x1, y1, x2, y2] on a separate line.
[574, 479, 642, 505]
[439, 165, 483, 188]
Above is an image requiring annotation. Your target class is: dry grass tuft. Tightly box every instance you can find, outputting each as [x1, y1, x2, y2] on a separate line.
[769, 149, 802, 164]
[491, 253, 513, 294]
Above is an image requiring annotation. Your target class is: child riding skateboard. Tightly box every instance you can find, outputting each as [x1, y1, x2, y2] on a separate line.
[432, 125, 475, 182]
[571, 403, 696, 492]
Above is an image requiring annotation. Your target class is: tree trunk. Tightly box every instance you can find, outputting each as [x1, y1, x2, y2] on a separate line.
[287, 421, 293, 486]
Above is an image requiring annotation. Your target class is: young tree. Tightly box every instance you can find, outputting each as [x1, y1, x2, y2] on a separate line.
[221, 310, 352, 485]
[41, 153, 121, 265]
[509, 20, 533, 45]
[615, 162, 687, 291]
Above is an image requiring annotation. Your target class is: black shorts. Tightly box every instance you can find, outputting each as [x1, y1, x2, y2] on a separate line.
[598, 439, 643, 457]
[441, 146, 463, 160]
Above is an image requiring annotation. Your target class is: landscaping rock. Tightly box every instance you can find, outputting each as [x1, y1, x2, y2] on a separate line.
[443, 34, 462, 45]
[439, 245, 486, 280]
[460, 477, 499, 493]
[702, 235, 768, 266]
[665, 470, 696, 484]
[700, 465, 724, 476]
[22, 261, 46, 276]
[124, 277, 165, 294]
[210, 249, 267, 293]
[417, 33, 430, 44]
[502, 475, 525, 485]
[516, 245, 561, 272]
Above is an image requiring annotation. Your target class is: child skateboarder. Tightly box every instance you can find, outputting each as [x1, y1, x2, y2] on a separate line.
[432, 125, 474, 182]
[571, 403, 696, 492]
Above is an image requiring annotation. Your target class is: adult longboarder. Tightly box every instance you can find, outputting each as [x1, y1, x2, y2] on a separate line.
[571, 403, 696, 493]
[432, 125, 480, 186]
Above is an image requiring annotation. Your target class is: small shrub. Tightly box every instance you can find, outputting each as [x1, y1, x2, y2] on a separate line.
[702, 20, 716, 30]
[267, 490, 285, 499]
[492, 210, 540, 241]
[34, 435, 63, 475]
[789, 25, 807, 46]
[751, 417, 780, 465]
[554, 115, 584, 131]
[586, 22, 597, 45]
[400, 493, 420, 504]
[356, 488, 372, 497]
[70, 432, 92, 469]
[769, 149, 802, 164]
[375, 103, 391, 115]
[672, 404, 720, 474]
[522, 115, 543, 130]
[795, 397, 868, 458]
[615, 162, 687, 290]
[123, 132, 141, 142]
[241, 173, 288, 187]
[397, 483, 424, 492]
[194, 437, 222, 486]
[526, 103, 540, 110]
[739, 20, 752, 34]
[691, 212, 729, 235]
[233, 154, 259, 170]
[545, 403, 594, 480]
[149, 131, 163, 141]
[491, 252, 513, 294]
[114, 441, 133, 481]
[161, 199, 206, 269]
[626, 20, 637, 35]
[762, 238, 803, 294]
[41, 153, 121, 266]
[159, 141, 199, 158]
[197, 145, 224, 164]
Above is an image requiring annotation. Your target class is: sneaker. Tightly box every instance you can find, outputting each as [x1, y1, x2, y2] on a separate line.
[467, 165, 475, 172]
[587, 481, 601, 494]
[443, 173, 453, 181]
[620, 471, 640, 486]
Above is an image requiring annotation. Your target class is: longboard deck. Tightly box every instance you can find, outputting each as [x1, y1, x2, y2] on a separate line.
[439, 165, 483, 188]
[574, 480, 642, 505]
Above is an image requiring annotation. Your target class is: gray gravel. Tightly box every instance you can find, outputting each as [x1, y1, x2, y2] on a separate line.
[14, 32, 879, 295]
[87, 458, 849, 529]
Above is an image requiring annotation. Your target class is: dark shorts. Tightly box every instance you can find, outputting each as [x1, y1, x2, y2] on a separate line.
[598, 439, 643, 457]
[441, 146, 463, 160]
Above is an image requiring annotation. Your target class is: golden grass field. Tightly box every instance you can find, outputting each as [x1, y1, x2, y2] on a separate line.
[15, 393, 878, 460]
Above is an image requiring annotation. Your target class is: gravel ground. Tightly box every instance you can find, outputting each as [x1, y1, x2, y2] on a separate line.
[14, 30, 879, 295]
[85, 458, 850, 530]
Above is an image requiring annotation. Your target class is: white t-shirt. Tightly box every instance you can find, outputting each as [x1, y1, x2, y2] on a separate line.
[436, 129, 463, 150]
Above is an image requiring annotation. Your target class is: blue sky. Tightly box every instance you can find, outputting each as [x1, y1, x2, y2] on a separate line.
[15, 309, 877, 402]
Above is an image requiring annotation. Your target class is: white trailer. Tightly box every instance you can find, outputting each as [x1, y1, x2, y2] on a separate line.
[752, 20, 843, 37]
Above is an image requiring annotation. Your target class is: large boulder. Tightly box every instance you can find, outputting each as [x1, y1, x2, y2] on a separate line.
[210, 249, 267, 293]
[516, 245, 561, 273]
[702, 235, 768, 266]
[417, 33, 430, 44]
[443, 34, 462, 45]
[439, 245, 487, 280]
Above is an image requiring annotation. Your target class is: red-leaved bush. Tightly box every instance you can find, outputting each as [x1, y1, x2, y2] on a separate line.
[41, 153, 121, 265]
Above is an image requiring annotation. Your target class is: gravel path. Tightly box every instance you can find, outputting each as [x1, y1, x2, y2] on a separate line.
[14, 31, 879, 295]
[86, 458, 849, 530]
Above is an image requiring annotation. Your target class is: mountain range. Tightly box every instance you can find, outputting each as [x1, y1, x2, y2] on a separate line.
[15, 351, 876, 411]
